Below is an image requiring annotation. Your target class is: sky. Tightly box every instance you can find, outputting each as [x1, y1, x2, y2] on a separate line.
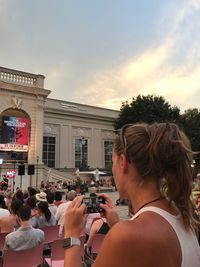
[0, 0, 200, 112]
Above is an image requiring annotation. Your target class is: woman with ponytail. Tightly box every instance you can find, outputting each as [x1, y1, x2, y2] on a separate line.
[64, 122, 200, 267]
[36, 201, 56, 228]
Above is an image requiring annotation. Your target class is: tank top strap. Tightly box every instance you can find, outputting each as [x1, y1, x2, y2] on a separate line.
[130, 206, 181, 222]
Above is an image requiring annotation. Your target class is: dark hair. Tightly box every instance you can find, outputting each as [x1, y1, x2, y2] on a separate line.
[11, 199, 23, 215]
[17, 204, 31, 221]
[23, 190, 29, 200]
[47, 192, 55, 204]
[37, 201, 51, 222]
[55, 191, 62, 201]
[27, 187, 37, 197]
[26, 196, 37, 209]
[0, 194, 6, 209]
[115, 122, 194, 229]
[15, 190, 24, 202]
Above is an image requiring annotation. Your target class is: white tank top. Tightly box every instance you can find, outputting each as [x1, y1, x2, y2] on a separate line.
[130, 206, 200, 267]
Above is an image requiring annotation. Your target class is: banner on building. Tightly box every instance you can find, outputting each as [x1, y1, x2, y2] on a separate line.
[0, 116, 30, 152]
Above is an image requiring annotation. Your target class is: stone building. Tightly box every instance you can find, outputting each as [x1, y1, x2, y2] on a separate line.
[0, 66, 119, 189]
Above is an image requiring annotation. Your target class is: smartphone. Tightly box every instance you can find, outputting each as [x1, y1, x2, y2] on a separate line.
[83, 196, 105, 213]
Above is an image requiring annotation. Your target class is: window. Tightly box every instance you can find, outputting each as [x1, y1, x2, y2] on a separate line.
[104, 141, 113, 170]
[75, 138, 88, 169]
[43, 136, 56, 167]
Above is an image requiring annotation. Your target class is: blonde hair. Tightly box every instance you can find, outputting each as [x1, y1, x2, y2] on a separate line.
[115, 122, 194, 229]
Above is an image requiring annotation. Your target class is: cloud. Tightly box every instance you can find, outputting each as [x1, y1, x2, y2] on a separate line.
[0, 0, 11, 21]
[77, 0, 200, 111]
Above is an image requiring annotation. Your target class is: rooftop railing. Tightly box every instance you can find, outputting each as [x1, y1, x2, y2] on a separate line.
[0, 66, 45, 88]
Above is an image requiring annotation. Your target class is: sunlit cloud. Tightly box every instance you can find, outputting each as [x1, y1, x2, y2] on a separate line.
[78, 0, 200, 111]
[45, 65, 72, 94]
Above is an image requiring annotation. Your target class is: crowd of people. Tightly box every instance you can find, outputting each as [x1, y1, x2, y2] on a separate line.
[0, 182, 110, 266]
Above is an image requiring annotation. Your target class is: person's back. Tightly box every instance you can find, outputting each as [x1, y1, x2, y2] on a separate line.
[86, 216, 109, 256]
[54, 191, 63, 206]
[4, 204, 44, 251]
[55, 190, 77, 236]
[47, 191, 57, 216]
[36, 201, 56, 228]
[0, 195, 10, 218]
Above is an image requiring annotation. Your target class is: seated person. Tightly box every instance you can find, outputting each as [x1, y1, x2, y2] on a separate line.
[33, 201, 56, 228]
[4, 204, 44, 251]
[12, 189, 24, 203]
[85, 212, 101, 236]
[85, 214, 109, 257]
[46, 191, 57, 216]
[0, 199, 23, 233]
[27, 186, 37, 197]
[54, 191, 63, 206]
[4, 191, 13, 211]
[0, 195, 10, 218]
[26, 196, 38, 226]
[55, 190, 77, 237]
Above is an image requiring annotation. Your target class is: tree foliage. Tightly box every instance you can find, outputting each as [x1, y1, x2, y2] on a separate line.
[114, 95, 200, 171]
[114, 95, 180, 129]
[179, 108, 200, 167]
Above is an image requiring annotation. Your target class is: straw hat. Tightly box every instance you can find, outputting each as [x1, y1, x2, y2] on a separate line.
[36, 191, 47, 202]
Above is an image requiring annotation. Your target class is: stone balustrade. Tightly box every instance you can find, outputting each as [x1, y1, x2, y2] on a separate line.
[0, 66, 45, 88]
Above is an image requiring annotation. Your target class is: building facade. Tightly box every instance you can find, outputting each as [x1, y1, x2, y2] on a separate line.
[0, 66, 119, 189]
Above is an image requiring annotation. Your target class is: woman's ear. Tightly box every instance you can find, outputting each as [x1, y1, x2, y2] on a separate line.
[119, 154, 128, 173]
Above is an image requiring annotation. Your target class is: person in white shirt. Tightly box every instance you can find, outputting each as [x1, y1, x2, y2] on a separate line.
[47, 191, 57, 216]
[0, 194, 10, 218]
[55, 190, 77, 237]
[4, 204, 44, 251]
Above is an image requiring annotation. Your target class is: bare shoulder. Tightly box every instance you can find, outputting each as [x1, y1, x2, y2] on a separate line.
[93, 213, 181, 267]
[93, 220, 150, 267]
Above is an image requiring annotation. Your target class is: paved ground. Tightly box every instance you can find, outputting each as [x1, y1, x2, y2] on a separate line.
[105, 191, 129, 220]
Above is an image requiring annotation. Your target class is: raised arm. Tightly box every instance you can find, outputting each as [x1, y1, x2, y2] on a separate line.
[64, 196, 87, 267]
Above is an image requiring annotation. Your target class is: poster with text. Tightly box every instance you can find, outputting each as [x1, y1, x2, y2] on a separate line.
[0, 116, 30, 151]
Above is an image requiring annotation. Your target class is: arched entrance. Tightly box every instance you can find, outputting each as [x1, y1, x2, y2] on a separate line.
[0, 108, 31, 163]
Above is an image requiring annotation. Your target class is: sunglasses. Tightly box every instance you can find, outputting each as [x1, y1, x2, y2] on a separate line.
[117, 123, 135, 157]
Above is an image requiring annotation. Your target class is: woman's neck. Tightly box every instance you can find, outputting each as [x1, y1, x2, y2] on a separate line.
[127, 178, 162, 214]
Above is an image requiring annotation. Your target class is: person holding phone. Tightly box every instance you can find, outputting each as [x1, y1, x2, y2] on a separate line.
[64, 123, 200, 267]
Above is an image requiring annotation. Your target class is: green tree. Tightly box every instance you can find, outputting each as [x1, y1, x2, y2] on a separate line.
[114, 95, 180, 129]
[180, 108, 200, 167]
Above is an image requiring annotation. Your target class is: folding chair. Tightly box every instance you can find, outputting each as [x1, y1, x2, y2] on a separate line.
[84, 233, 105, 266]
[44, 235, 86, 267]
[2, 243, 43, 267]
[0, 233, 8, 266]
[42, 225, 60, 245]
[91, 233, 105, 255]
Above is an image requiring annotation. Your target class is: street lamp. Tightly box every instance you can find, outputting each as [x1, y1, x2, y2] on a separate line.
[81, 137, 86, 170]
[36, 156, 39, 187]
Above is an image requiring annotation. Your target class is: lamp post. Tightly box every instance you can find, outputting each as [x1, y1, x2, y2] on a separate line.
[36, 156, 39, 188]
